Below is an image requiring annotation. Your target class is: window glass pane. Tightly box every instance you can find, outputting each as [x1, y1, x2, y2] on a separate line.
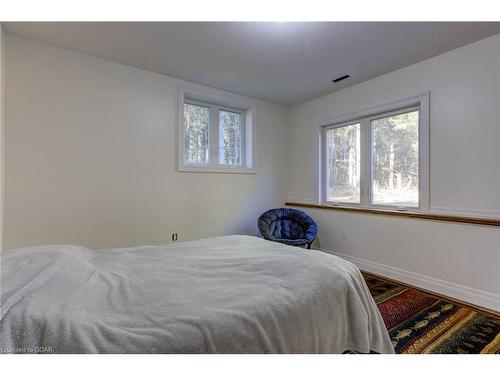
[371, 110, 419, 207]
[219, 110, 243, 166]
[184, 102, 209, 164]
[326, 123, 361, 203]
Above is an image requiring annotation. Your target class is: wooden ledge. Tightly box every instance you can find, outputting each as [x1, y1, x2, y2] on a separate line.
[285, 202, 500, 227]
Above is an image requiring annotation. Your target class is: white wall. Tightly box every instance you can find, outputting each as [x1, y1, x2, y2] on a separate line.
[288, 34, 500, 310]
[3, 35, 289, 250]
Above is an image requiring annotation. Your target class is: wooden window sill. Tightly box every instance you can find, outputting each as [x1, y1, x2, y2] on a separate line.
[285, 202, 500, 227]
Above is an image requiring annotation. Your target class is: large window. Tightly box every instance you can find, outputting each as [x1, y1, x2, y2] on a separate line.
[178, 84, 254, 173]
[321, 94, 429, 211]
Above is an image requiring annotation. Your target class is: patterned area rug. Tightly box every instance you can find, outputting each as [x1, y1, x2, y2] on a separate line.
[363, 273, 500, 354]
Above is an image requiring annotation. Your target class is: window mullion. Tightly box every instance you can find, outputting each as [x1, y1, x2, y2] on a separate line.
[210, 104, 219, 166]
[360, 118, 371, 208]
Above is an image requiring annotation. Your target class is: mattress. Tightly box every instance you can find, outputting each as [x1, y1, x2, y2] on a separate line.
[0, 235, 394, 353]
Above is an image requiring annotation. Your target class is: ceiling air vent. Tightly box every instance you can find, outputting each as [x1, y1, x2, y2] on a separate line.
[332, 74, 350, 83]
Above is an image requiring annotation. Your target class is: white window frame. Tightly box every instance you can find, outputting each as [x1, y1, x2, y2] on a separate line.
[178, 83, 256, 174]
[319, 92, 430, 212]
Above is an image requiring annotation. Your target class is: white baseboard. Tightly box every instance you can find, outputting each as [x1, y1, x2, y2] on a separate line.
[319, 249, 500, 312]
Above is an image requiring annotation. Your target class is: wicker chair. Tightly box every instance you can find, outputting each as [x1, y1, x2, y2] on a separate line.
[258, 208, 318, 249]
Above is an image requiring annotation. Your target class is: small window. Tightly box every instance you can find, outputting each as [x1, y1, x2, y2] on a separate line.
[219, 109, 244, 166]
[183, 102, 210, 165]
[178, 84, 254, 173]
[325, 123, 360, 203]
[321, 93, 429, 211]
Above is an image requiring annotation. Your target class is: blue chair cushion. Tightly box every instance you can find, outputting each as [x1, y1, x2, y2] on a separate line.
[258, 208, 318, 247]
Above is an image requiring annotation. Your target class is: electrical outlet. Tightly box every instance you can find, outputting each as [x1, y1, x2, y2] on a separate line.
[171, 233, 178, 241]
[340, 229, 348, 240]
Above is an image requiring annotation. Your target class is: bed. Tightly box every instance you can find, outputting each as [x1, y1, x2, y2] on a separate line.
[0, 235, 394, 354]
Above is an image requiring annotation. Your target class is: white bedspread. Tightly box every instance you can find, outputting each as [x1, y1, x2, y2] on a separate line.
[0, 235, 394, 353]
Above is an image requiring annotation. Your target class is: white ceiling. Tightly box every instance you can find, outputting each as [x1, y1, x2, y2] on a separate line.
[5, 22, 500, 106]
